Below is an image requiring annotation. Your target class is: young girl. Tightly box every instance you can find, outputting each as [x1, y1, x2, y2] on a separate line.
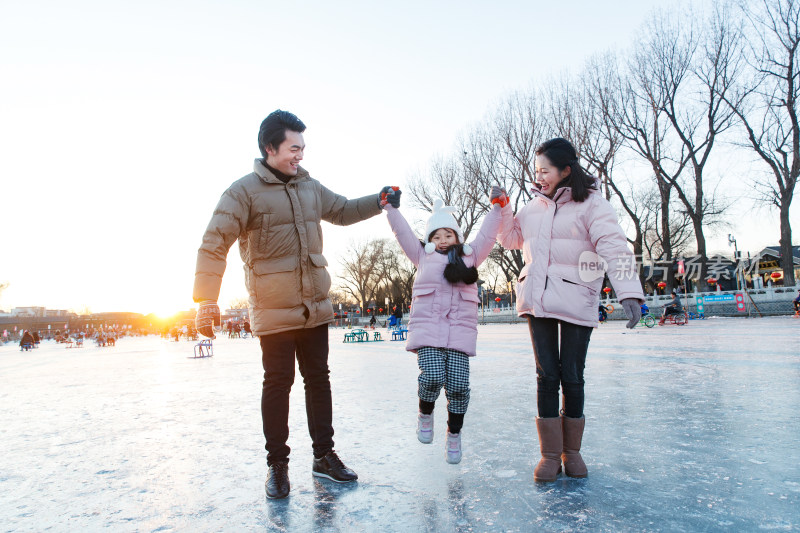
[494, 138, 645, 482]
[384, 196, 503, 464]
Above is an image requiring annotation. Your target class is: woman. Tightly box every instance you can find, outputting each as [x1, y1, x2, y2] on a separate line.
[493, 138, 645, 482]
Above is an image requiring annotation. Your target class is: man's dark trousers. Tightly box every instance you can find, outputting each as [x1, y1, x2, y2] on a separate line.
[260, 324, 334, 465]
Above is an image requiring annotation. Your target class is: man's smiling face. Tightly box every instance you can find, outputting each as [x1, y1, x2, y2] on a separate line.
[266, 130, 305, 176]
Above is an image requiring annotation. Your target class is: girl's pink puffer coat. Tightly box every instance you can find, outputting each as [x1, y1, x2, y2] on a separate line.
[385, 204, 501, 357]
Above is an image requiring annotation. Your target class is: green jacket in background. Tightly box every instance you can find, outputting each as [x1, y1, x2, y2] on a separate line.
[193, 159, 381, 336]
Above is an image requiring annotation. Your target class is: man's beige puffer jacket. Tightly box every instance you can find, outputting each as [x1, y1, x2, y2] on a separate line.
[193, 159, 381, 336]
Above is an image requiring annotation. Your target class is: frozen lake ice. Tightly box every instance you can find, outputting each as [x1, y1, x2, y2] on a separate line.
[1, 317, 798, 532]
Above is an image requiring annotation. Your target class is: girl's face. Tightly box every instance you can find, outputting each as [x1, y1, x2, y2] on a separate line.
[430, 228, 458, 251]
[535, 154, 571, 198]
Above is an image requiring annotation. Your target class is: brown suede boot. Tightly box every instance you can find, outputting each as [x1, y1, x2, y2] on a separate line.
[561, 414, 588, 478]
[534, 417, 563, 482]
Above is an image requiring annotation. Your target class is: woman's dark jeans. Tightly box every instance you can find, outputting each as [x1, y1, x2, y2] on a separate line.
[260, 324, 334, 465]
[526, 316, 593, 418]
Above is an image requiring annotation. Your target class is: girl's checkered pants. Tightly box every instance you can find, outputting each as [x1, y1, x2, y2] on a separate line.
[417, 346, 470, 414]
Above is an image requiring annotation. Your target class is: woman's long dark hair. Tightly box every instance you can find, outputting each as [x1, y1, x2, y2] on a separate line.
[535, 138, 597, 202]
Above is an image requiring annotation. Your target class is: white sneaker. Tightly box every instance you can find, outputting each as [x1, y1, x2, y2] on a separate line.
[446, 431, 462, 464]
[417, 412, 433, 444]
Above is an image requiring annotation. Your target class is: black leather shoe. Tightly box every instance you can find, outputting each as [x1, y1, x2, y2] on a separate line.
[265, 461, 290, 499]
[312, 450, 358, 483]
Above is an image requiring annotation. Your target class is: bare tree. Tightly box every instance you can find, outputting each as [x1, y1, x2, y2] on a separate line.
[373, 240, 415, 307]
[613, 17, 688, 292]
[570, 53, 653, 288]
[493, 88, 553, 208]
[480, 89, 558, 281]
[407, 155, 463, 218]
[639, 186, 695, 261]
[646, 7, 741, 288]
[407, 127, 500, 243]
[721, 0, 800, 285]
[336, 239, 384, 313]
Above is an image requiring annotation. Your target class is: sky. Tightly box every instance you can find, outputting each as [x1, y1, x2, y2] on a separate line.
[1, 0, 795, 315]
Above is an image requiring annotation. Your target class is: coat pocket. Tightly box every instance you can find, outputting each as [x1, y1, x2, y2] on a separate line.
[541, 275, 597, 319]
[411, 286, 437, 319]
[458, 291, 480, 304]
[514, 264, 531, 307]
[456, 289, 480, 320]
[308, 253, 331, 297]
[253, 256, 300, 307]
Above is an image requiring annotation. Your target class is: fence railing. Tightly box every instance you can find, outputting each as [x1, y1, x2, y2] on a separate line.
[478, 283, 800, 322]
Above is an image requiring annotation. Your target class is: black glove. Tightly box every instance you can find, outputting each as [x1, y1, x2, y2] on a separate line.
[378, 186, 401, 208]
[195, 300, 220, 339]
[620, 298, 642, 329]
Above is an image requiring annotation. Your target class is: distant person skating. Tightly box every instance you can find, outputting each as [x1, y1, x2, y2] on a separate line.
[496, 138, 645, 482]
[659, 289, 683, 325]
[393, 306, 403, 326]
[19, 330, 34, 350]
[793, 289, 800, 316]
[192, 109, 401, 499]
[384, 194, 502, 464]
[598, 304, 610, 323]
[369, 314, 376, 328]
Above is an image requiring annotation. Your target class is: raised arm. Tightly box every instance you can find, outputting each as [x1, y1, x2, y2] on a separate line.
[497, 204, 525, 250]
[319, 183, 382, 226]
[468, 204, 502, 266]
[384, 205, 423, 267]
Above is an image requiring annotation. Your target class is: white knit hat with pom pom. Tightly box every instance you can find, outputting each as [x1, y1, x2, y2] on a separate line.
[423, 199, 472, 255]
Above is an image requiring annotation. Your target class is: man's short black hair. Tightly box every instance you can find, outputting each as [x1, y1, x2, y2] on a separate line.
[258, 110, 306, 158]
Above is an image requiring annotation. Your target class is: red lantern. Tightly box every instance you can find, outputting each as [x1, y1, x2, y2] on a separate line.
[657, 282, 667, 289]
[770, 271, 782, 280]
[367, 309, 371, 313]
[707, 278, 716, 285]
[356, 310, 360, 314]
[379, 308, 383, 313]
[603, 287, 611, 294]
[495, 297, 501, 302]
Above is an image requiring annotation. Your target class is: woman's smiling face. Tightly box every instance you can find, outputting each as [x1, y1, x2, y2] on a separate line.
[535, 154, 571, 197]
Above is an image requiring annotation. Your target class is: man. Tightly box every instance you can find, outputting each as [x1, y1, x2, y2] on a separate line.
[193, 110, 401, 499]
[659, 289, 682, 325]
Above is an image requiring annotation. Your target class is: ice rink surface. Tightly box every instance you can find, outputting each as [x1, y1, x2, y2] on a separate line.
[1, 317, 798, 532]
